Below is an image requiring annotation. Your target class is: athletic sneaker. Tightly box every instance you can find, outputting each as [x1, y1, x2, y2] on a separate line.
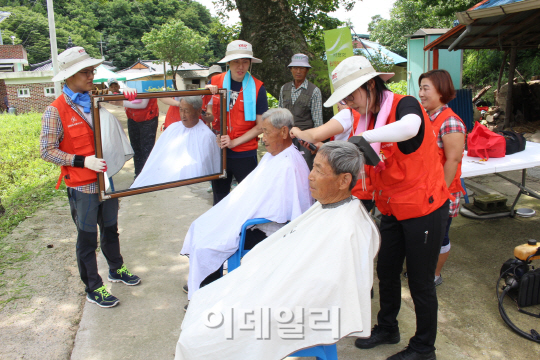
[108, 264, 141, 286]
[183, 284, 188, 294]
[87, 285, 119, 308]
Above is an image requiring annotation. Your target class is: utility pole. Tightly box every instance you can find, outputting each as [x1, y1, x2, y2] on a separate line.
[46, 0, 61, 97]
[98, 33, 106, 58]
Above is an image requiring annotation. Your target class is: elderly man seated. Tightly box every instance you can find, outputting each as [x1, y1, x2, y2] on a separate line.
[175, 141, 380, 360]
[180, 108, 312, 302]
[131, 96, 221, 188]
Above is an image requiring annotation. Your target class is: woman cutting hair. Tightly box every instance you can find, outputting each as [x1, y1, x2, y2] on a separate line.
[419, 69, 466, 287]
[325, 56, 450, 360]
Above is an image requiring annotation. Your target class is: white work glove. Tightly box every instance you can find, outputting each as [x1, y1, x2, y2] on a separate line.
[84, 155, 107, 173]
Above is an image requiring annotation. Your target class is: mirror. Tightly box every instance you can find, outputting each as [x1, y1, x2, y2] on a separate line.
[91, 89, 227, 201]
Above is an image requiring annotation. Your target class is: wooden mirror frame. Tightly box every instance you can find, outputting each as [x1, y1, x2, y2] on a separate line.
[91, 89, 228, 201]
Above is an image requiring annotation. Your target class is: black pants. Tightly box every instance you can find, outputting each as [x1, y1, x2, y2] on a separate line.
[201, 228, 267, 286]
[211, 156, 258, 205]
[68, 189, 124, 293]
[292, 138, 314, 170]
[127, 116, 158, 176]
[376, 201, 449, 353]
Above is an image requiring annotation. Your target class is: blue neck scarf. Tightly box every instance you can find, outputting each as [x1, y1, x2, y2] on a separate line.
[222, 70, 257, 121]
[63, 85, 91, 113]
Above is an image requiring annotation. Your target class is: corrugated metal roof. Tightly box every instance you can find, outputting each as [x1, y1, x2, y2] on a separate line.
[355, 39, 407, 65]
[474, 0, 525, 10]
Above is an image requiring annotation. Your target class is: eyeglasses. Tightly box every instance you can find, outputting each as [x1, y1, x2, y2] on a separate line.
[343, 93, 355, 102]
[78, 68, 97, 77]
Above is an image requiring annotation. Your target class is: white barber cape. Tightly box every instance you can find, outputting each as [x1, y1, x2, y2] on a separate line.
[131, 120, 220, 188]
[180, 144, 312, 300]
[175, 197, 380, 360]
[99, 108, 133, 177]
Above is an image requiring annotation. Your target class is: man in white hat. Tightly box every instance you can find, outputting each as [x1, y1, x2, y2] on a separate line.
[40, 47, 140, 309]
[278, 53, 322, 169]
[205, 40, 268, 205]
[108, 77, 120, 94]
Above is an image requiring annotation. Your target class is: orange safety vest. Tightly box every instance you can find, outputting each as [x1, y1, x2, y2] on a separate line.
[430, 107, 466, 194]
[125, 98, 159, 122]
[369, 94, 450, 221]
[163, 105, 181, 129]
[202, 91, 221, 132]
[52, 95, 97, 189]
[346, 109, 375, 201]
[212, 72, 263, 152]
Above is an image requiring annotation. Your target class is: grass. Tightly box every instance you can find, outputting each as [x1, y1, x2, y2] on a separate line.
[0, 112, 66, 279]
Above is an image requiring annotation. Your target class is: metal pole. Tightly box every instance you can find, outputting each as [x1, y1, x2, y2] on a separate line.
[46, 0, 61, 97]
[0, 30, 3, 45]
[163, 61, 167, 90]
[504, 46, 517, 128]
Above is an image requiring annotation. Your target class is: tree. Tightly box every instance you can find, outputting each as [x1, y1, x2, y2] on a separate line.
[142, 20, 208, 90]
[214, 0, 354, 118]
[367, 0, 453, 57]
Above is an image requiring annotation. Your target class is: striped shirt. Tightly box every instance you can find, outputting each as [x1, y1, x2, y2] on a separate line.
[429, 105, 467, 217]
[278, 79, 323, 127]
[40, 93, 98, 194]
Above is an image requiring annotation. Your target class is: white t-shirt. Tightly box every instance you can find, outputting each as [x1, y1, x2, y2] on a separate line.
[332, 109, 355, 141]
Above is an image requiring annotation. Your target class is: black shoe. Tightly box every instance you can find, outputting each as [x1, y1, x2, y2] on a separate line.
[108, 265, 141, 286]
[182, 284, 188, 294]
[86, 285, 119, 308]
[387, 346, 436, 360]
[183, 303, 189, 312]
[355, 324, 400, 349]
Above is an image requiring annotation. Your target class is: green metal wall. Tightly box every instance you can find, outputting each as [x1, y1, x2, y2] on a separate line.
[407, 33, 463, 99]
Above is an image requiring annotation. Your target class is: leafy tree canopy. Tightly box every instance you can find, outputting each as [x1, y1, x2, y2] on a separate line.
[142, 19, 208, 89]
[0, 0, 227, 69]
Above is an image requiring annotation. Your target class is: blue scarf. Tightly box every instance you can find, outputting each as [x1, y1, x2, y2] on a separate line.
[222, 70, 257, 121]
[63, 85, 91, 114]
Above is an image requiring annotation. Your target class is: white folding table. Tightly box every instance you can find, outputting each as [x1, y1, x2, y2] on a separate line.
[461, 141, 540, 217]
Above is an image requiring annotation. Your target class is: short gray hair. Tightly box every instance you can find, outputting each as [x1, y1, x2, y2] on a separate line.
[180, 96, 202, 111]
[318, 141, 363, 190]
[261, 108, 294, 130]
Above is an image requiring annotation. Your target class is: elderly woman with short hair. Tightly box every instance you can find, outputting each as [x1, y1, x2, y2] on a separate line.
[175, 140, 380, 360]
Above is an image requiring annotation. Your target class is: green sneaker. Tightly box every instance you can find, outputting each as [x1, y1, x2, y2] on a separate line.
[108, 264, 141, 286]
[87, 285, 119, 308]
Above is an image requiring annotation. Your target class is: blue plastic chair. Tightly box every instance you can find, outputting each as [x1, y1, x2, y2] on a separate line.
[288, 344, 338, 360]
[228, 218, 271, 272]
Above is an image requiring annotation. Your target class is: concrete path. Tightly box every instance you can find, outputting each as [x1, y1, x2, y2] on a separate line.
[70, 167, 540, 360]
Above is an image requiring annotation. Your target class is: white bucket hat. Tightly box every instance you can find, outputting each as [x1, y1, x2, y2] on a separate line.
[324, 56, 394, 107]
[51, 47, 104, 82]
[208, 64, 223, 76]
[288, 53, 311, 68]
[218, 40, 262, 64]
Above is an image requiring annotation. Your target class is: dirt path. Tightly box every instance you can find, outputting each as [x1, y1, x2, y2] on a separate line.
[0, 197, 83, 359]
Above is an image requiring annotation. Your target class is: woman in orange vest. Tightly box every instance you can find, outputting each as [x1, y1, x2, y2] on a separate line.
[419, 70, 466, 287]
[289, 101, 376, 211]
[325, 56, 450, 360]
[205, 40, 268, 205]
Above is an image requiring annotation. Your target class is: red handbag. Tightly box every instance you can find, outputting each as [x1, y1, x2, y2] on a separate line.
[467, 122, 506, 160]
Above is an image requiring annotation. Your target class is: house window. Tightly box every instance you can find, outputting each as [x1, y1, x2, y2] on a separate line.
[44, 87, 55, 97]
[17, 88, 30, 98]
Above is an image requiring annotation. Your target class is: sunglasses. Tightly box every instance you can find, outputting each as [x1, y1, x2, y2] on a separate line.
[343, 93, 355, 102]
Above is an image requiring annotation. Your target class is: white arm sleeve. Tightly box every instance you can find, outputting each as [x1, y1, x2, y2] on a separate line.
[123, 98, 150, 109]
[362, 114, 422, 143]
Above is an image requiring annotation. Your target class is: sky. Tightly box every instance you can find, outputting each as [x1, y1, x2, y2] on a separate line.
[194, 0, 397, 34]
